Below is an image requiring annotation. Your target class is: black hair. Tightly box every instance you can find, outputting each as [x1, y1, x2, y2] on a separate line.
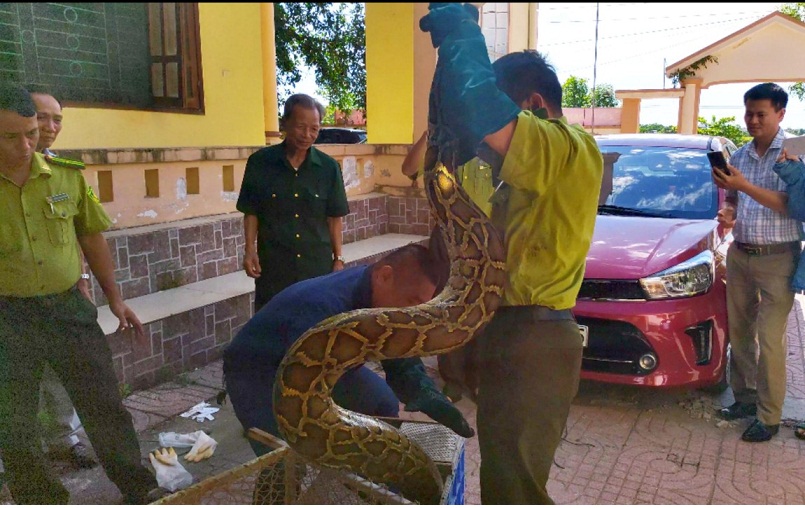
[0, 83, 37, 117]
[377, 243, 444, 290]
[492, 50, 563, 114]
[744, 82, 788, 111]
[24, 83, 62, 107]
[280, 94, 325, 130]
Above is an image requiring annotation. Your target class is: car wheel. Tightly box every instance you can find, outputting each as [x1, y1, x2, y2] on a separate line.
[701, 343, 731, 394]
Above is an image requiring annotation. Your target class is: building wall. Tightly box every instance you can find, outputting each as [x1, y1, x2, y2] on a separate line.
[66, 143, 416, 229]
[52, 3, 265, 150]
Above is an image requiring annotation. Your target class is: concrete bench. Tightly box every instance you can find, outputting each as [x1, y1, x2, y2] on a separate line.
[98, 232, 429, 388]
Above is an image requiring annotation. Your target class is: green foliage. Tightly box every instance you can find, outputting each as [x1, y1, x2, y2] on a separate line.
[562, 76, 591, 108]
[790, 82, 805, 101]
[119, 383, 133, 399]
[274, 3, 366, 114]
[780, 2, 805, 20]
[669, 55, 718, 87]
[786, 127, 805, 136]
[697, 115, 750, 147]
[782, 4, 805, 99]
[592, 84, 620, 107]
[562, 76, 620, 108]
[640, 123, 677, 134]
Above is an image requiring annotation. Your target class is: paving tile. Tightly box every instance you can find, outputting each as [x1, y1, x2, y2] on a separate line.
[123, 382, 220, 417]
[183, 358, 224, 389]
[127, 406, 169, 432]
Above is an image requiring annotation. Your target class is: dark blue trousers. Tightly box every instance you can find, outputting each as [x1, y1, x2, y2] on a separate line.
[225, 364, 400, 456]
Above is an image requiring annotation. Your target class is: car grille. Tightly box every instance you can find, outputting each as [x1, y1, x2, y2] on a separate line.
[577, 279, 645, 300]
[577, 316, 656, 375]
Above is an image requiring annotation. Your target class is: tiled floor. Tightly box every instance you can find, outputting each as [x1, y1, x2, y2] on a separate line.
[27, 295, 805, 504]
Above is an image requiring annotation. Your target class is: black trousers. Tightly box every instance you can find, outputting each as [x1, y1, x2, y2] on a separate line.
[0, 286, 156, 504]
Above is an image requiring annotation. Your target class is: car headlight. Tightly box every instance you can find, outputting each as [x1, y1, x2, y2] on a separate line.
[639, 251, 714, 299]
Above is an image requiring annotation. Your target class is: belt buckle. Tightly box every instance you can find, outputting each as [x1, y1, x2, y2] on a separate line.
[744, 246, 762, 256]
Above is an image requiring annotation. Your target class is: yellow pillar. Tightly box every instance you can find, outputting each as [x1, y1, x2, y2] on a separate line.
[620, 98, 641, 134]
[413, 3, 437, 140]
[677, 78, 702, 135]
[366, 3, 415, 144]
[529, 3, 539, 50]
[261, 3, 280, 145]
[507, 3, 539, 52]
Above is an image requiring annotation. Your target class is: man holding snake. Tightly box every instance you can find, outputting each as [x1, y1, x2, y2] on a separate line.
[420, 3, 604, 504]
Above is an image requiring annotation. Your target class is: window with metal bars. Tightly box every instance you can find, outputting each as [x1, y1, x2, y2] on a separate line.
[0, 3, 203, 113]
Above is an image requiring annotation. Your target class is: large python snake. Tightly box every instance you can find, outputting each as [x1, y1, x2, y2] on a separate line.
[273, 78, 506, 508]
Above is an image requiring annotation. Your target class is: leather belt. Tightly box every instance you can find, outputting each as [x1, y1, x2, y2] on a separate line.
[498, 304, 575, 322]
[734, 241, 799, 256]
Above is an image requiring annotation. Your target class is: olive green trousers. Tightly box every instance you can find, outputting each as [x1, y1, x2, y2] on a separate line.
[476, 306, 583, 504]
[0, 286, 156, 504]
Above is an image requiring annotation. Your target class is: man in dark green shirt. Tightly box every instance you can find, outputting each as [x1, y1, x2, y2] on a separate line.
[237, 94, 349, 311]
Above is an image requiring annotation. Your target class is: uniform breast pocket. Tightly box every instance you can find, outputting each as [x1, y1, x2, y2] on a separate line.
[43, 200, 79, 245]
[300, 186, 328, 216]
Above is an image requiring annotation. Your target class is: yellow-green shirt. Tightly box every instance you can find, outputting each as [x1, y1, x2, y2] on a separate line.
[455, 158, 494, 217]
[0, 153, 112, 297]
[497, 111, 603, 309]
[417, 158, 495, 217]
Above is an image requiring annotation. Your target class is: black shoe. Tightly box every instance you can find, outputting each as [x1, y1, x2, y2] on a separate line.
[124, 486, 168, 505]
[69, 442, 97, 469]
[741, 419, 779, 442]
[719, 401, 757, 421]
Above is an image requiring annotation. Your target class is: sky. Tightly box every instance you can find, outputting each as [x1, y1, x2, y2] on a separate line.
[295, 2, 805, 129]
[536, 2, 805, 129]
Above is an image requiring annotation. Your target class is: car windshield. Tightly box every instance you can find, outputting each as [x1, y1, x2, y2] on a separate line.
[597, 144, 719, 220]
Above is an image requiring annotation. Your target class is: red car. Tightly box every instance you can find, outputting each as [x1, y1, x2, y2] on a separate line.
[576, 134, 737, 391]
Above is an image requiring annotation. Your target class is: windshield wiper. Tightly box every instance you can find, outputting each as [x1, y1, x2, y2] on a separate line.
[598, 204, 675, 218]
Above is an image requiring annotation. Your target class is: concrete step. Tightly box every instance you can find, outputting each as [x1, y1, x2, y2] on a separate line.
[96, 232, 429, 334]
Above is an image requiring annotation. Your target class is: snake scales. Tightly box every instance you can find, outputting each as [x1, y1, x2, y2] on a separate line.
[273, 81, 506, 505]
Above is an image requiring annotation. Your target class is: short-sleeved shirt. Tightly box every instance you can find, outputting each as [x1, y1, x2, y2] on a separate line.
[0, 152, 112, 297]
[727, 128, 802, 245]
[237, 142, 350, 293]
[497, 111, 604, 310]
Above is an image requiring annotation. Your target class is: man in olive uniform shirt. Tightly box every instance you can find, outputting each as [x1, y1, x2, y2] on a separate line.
[421, 5, 603, 504]
[0, 84, 159, 504]
[238, 94, 350, 311]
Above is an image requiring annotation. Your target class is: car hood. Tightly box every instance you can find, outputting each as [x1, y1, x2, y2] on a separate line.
[585, 216, 718, 279]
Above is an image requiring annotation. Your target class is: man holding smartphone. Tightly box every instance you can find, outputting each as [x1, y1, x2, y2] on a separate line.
[713, 82, 802, 442]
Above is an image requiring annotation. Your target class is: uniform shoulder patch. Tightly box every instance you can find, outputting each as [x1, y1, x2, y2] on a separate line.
[45, 154, 85, 170]
[87, 186, 101, 204]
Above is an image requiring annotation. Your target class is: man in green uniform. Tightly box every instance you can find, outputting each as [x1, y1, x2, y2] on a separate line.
[238, 93, 350, 311]
[0, 84, 159, 504]
[420, 4, 604, 504]
[27, 84, 97, 470]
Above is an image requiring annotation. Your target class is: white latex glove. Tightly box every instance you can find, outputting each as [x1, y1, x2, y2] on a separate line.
[183, 431, 218, 462]
[148, 447, 193, 492]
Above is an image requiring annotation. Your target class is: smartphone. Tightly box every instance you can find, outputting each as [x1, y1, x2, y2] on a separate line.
[707, 151, 731, 175]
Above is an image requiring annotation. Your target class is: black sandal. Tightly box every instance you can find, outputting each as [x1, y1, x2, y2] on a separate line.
[796, 424, 805, 440]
